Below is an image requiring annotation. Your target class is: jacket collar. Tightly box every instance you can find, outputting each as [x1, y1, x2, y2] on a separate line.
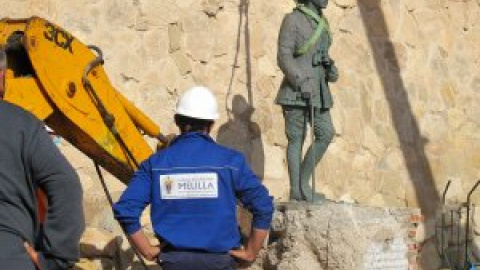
[170, 131, 215, 145]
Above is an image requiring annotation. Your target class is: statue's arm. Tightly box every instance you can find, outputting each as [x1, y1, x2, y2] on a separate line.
[324, 57, 339, 82]
[321, 39, 339, 83]
[277, 14, 312, 91]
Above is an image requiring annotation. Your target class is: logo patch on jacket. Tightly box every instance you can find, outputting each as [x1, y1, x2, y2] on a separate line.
[160, 173, 218, 199]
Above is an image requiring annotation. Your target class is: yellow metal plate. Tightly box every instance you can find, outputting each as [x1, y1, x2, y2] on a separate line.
[23, 17, 154, 179]
[4, 76, 54, 120]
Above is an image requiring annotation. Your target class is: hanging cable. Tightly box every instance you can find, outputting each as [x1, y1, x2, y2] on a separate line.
[94, 162, 150, 270]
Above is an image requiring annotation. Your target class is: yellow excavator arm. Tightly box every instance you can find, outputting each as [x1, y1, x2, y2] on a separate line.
[0, 17, 166, 184]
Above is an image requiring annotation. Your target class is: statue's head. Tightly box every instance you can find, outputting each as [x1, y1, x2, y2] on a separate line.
[310, 0, 328, 9]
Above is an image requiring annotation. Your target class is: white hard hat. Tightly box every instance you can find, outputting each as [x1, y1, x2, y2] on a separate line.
[176, 86, 219, 120]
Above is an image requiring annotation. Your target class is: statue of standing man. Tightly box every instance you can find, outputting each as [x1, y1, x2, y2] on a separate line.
[276, 0, 338, 202]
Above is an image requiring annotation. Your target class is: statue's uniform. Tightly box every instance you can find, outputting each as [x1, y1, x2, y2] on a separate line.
[276, 7, 339, 201]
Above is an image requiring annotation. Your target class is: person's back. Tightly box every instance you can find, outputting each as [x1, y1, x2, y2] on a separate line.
[0, 91, 85, 267]
[114, 86, 273, 270]
[145, 131, 271, 252]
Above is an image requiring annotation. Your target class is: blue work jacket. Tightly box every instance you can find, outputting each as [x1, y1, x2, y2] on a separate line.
[113, 132, 274, 253]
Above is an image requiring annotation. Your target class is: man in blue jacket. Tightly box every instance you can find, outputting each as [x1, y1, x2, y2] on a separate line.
[113, 86, 274, 270]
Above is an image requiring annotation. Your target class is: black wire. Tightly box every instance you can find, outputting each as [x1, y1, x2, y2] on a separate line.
[94, 162, 150, 270]
[82, 46, 140, 170]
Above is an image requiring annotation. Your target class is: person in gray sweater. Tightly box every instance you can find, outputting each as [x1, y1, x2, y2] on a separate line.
[0, 46, 85, 269]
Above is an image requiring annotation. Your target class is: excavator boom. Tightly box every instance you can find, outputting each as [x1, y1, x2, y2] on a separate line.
[0, 17, 165, 184]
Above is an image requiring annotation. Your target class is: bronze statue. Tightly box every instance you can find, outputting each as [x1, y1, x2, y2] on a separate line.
[276, 0, 338, 202]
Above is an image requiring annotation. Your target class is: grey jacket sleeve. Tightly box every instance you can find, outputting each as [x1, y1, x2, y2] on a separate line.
[28, 123, 85, 269]
[277, 14, 312, 91]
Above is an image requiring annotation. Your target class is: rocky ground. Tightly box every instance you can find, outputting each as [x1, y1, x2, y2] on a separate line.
[73, 201, 480, 270]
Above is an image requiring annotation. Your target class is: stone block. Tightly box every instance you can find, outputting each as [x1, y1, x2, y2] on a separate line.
[168, 23, 182, 53]
[267, 203, 419, 270]
[333, 0, 356, 9]
[170, 50, 192, 76]
[74, 258, 113, 270]
[201, 0, 224, 17]
[79, 228, 118, 258]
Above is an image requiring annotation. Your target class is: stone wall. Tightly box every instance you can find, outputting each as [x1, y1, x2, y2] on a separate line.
[1, 0, 480, 269]
[3, 0, 478, 209]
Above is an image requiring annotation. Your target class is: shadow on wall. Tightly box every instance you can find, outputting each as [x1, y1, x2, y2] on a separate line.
[217, 95, 264, 241]
[221, 1, 262, 240]
[217, 95, 264, 181]
[356, 1, 440, 216]
[356, 0, 441, 268]
[221, 0, 263, 178]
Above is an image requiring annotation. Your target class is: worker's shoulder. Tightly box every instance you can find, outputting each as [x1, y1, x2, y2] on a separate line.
[0, 100, 41, 124]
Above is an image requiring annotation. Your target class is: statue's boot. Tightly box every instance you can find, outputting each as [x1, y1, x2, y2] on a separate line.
[286, 135, 303, 202]
[289, 179, 302, 201]
[303, 192, 326, 203]
[289, 193, 302, 201]
[301, 184, 326, 203]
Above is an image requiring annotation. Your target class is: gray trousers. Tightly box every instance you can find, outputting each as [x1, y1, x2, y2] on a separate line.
[159, 250, 236, 270]
[282, 105, 334, 201]
[0, 231, 36, 269]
